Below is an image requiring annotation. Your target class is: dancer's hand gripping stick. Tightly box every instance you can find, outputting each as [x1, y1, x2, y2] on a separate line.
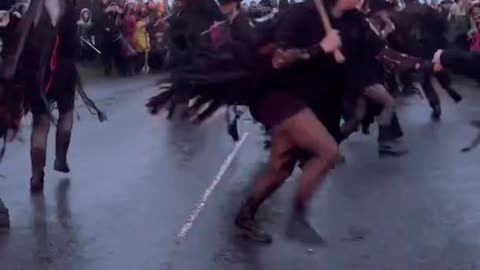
[313, 0, 345, 63]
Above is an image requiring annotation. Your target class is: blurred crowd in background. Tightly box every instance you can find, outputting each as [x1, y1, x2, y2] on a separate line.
[434, 0, 480, 51]
[75, 0, 306, 77]
[76, 0, 170, 76]
[75, 0, 479, 77]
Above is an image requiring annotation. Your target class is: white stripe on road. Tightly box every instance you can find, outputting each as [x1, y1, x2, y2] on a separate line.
[176, 132, 249, 243]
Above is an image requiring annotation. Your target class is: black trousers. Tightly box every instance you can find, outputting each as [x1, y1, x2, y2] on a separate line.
[101, 41, 127, 76]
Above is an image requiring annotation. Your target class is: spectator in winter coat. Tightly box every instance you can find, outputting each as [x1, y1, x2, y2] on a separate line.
[469, 1, 480, 51]
[78, 8, 94, 44]
[124, 5, 137, 48]
[77, 8, 96, 61]
[134, 20, 150, 53]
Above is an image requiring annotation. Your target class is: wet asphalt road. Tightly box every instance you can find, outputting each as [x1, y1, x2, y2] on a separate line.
[1, 75, 480, 270]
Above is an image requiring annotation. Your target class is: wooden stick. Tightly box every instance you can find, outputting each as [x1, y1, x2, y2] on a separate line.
[312, 0, 345, 63]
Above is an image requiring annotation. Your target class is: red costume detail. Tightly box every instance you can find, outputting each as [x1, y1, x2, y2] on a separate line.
[210, 26, 221, 44]
[44, 35, 60, 94]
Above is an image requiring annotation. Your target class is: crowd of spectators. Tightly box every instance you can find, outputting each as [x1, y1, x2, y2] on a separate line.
[75, 0, 479, 77]
[435, 0, 479, 51]
[77, 0, 170, 76]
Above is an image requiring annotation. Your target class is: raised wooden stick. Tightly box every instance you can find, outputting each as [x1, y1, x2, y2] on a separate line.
[312, 0, 345, 63]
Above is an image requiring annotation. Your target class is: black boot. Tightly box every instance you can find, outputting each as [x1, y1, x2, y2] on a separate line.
[54, 159, 70, 173]
[263, 138, 271, 149]
[234, 199, 273, 244]
[391, 114, 404, 140]
[263, 127, 272, 150]
[54, 133, 71, 173]
[362, 124, 371, 135]
[378, 125, 408, 156]
[0, 198, 9, 229]
[430, 102, 442, 120]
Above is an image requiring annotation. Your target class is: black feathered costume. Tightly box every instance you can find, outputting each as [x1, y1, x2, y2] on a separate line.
[147, 0, 429, 142]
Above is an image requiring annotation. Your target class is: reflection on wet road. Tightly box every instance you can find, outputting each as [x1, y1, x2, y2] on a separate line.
[1, 76, 480, 270]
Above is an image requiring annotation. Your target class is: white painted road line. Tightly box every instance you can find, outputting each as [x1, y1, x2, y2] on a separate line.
[176, 132, 249, 243]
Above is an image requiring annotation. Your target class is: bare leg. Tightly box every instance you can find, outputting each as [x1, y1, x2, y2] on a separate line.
[282, 109, 339, 212]
[54, 110, 73, 173]
[364, 84, 395, 126]
[364, 84, 408, 156]
[235, 126, 296, 244]
[53, 65, 76, 172]
[282, 109, 339, 244]
[236, 109, 339, 244]
[30, 113, 50, 193]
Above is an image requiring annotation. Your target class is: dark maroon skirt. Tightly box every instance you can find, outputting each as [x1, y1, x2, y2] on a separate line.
[250, 93, 306, 127]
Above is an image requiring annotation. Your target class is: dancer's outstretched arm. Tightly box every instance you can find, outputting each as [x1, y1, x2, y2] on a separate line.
[433, 49, 480, 80]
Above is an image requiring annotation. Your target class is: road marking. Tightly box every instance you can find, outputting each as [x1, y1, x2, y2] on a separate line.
[176, 132, 249, 243]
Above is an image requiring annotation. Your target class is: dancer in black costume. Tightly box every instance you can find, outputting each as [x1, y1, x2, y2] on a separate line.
[433, 49, 480, 79]
[433, 49, 480, 152]
[146, 0, 429, 244]
[387, 0, 462, 119]
[0, 0, 106, 194]
[235, 0, 431, 243]
[339, 0, 409, 156]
